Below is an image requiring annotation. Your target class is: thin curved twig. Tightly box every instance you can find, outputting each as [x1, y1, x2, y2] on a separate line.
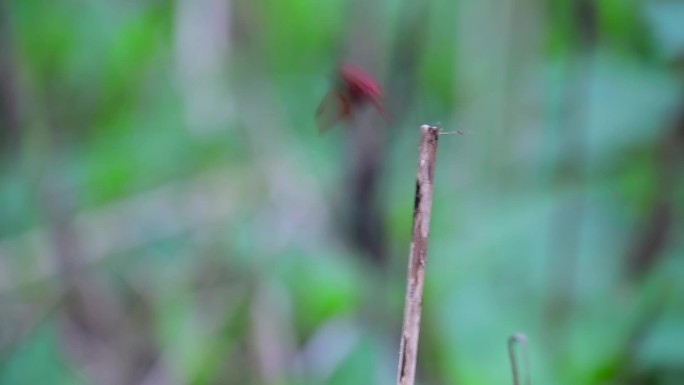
[508, 332, 531, 385]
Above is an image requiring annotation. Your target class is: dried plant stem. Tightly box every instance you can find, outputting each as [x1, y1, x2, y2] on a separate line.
[396, 125, 440, 385]
[508, 333, 531, 385]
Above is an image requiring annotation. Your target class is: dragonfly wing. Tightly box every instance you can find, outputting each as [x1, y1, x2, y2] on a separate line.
[316, 92, 349, 134]
[369, 97, 390, 122]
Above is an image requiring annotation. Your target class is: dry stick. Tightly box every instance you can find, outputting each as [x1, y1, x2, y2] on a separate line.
[508, 333, 531, 385]
[396, 124, 440, 385]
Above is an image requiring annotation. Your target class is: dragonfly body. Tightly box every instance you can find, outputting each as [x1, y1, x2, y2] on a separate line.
[316, 63, 388, 133]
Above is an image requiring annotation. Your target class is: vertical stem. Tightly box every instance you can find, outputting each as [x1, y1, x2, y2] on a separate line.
[508, 333, 531, 385]
[396, 124, 440, 385]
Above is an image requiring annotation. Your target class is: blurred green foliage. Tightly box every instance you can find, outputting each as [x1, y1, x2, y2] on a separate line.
[1, 0, 684, 385]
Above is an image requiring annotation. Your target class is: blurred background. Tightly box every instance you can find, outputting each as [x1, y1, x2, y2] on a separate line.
[1, 0, 684, 384]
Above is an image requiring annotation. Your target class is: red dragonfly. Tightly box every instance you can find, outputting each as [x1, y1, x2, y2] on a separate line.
[316, 63, 389, 133]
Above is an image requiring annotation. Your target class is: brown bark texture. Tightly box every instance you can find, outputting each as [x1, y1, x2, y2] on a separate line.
[396, 125, 439, 385]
